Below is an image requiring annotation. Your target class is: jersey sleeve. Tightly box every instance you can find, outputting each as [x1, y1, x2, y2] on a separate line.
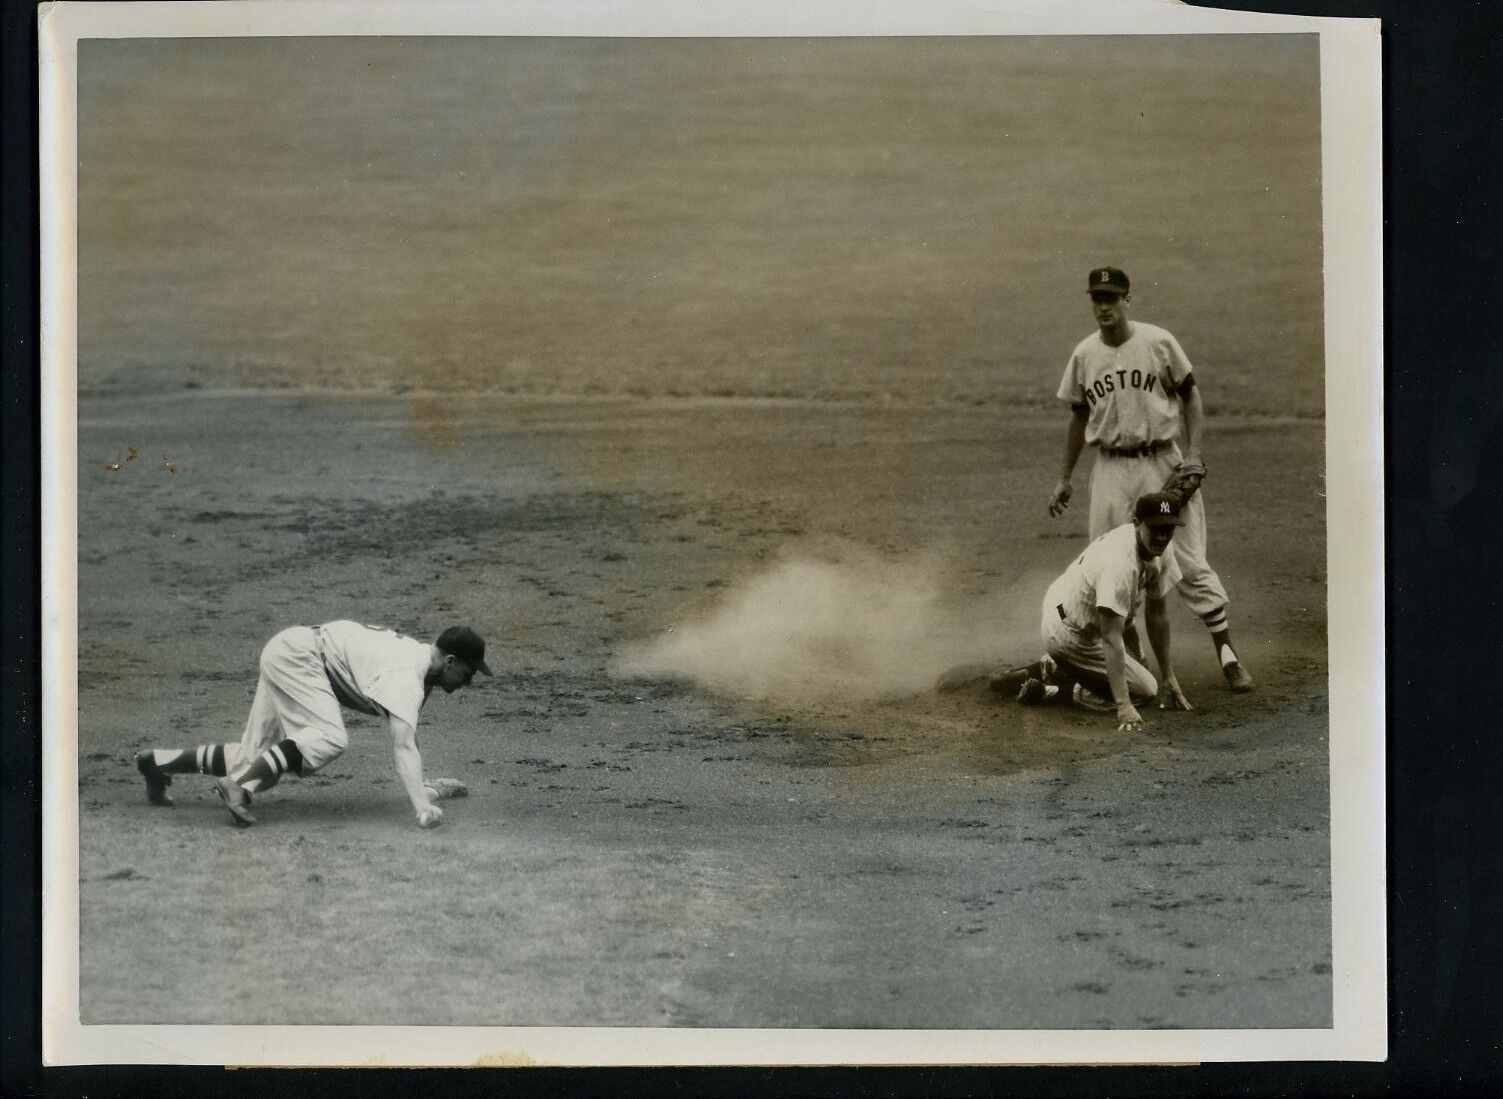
[365, 673, 425, 731]
[1056, 352, 1086, 406]
[1160, 331, 1194, 389]
[363, 640, 429, 730]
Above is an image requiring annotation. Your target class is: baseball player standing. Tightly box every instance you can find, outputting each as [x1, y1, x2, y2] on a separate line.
[1046, 267, 1253, 692]
[1003, 491, 1193, 730]
[135, 621, 491, 828]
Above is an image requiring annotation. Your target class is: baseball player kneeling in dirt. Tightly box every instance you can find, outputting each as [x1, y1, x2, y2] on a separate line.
[996, 492, 1192, 732]
[134, 621, 490, 828]
[1048, 266, 1252, 692]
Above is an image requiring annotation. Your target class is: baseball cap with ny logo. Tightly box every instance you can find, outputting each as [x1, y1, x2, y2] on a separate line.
[1134, 492, 1185, 527]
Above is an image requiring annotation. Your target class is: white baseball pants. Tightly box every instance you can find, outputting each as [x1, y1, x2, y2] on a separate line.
[230, 625, 349, 774]
[1040, 600, 1158, 702]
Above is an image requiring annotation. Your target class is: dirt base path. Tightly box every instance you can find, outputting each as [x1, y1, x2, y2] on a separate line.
[76, 391, 1329, 1028]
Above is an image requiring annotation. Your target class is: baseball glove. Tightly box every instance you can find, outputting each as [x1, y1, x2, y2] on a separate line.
[1161, 457, 1207, 505]
[424, 777, 469, 800]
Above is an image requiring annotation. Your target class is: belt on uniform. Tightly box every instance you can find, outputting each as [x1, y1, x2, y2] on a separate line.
[1099, 440, 1171, 458]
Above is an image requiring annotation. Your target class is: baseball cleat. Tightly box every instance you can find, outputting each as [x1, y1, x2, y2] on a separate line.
[1016, 678, 1048, 705]
[135, 751, 173, 807]
[214, 777, 257, 827]
[1223, 662, 1254, 692]
[988, 665, 1034, 695]
[1071, 684, 1116, 713]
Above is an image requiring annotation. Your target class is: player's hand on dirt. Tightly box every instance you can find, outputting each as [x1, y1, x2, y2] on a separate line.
[1156, 676, 1193, 711]
[415, 803, 444, 829]
[1116, 702, 1144, 732]
[1048, 479, 1073, 517]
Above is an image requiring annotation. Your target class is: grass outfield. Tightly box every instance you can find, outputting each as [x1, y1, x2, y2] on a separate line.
[79, 36, 1322, 414]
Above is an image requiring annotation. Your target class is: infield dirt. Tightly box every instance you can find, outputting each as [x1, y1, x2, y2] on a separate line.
[72, 34, 1331, 1030]
[76, 391, 1329, 1028]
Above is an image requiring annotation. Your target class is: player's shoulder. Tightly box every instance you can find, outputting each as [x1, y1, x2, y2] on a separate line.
[1132, 321, 1191, 356]
[1084, 522, 1134, 562]
[1132, 321, 1178, 343]
[1070, 331, 1104, 358]
[323, 620, 419, 650]
[1100, 522, 1139, 558]
[322, 619, 385, 637]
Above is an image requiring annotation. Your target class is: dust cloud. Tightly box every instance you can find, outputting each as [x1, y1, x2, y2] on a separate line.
[615, 544, 1052, 705]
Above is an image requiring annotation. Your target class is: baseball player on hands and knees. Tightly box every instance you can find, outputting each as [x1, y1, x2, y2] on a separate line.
[134, 621, 491, 828]
[1046, 267, 1253, 692]
[999, 492, 1193, 732]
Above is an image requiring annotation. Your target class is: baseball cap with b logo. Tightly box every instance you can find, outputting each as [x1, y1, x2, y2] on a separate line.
[436, 626, 493, 675]
[1087, 267, 1130, 295]
[1133, 492, 1185, 527]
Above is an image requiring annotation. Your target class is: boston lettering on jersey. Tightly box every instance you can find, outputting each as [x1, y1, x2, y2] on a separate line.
[1081, 368, 1157, 406]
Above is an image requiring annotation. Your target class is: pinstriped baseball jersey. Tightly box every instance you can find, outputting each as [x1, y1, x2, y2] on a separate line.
[316, 621, 433, 729]
[1057, 322, 1194, 449]
[1043, 523, 1183, 643]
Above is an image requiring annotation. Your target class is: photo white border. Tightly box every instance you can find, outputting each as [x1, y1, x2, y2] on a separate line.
[39, 0, 1384, 1066]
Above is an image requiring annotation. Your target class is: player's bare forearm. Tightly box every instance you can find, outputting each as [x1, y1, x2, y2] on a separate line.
[1180, 386, 1204, 461]
[1061, 408, 1087, 479]
[390, 718, 433, 813]
[1049, 409, 1089, 516]
[1103, 639, 1132, 708]
[1146, 594, 1191, 710]
[1100, 609, 1145, 730]
[1098, 613, 1131, 707]
[1145, 594, 1174, 683]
